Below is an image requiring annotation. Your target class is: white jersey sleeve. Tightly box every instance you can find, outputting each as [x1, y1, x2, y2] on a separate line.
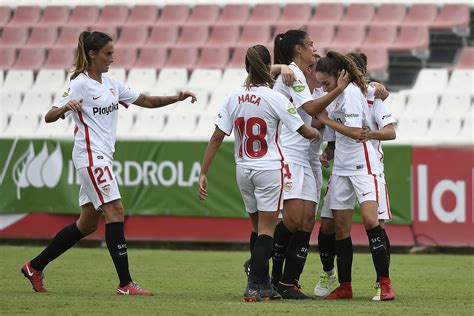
[273, 63, 313, 109]
[342, 87, 363, 128]
[115, 79, 140, 107]
[268, 92, 304, 133]
[216, 95, 233, 136]
[373, 99, 396, 128]
[54, 78, 86, 117]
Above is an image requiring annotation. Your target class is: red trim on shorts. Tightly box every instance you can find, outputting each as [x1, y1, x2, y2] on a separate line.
[73, 125, 78, 136]
[375, 123, 384, 162]
[385, 183, 391, 219]
[373, 174, 379, 203]
[77, 111, 93, 167]
[278, 168, 283, 210]
[362, 142, 372, 174]
[275, 120, 284, 210]
[87, 167, 105, 205]
[119, 101, 129, 108]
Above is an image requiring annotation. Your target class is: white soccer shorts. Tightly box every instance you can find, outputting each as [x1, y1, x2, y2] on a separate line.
[236, 165, 283, 214]
[78, 164, 121, 210]
[282, 162, 318, 203]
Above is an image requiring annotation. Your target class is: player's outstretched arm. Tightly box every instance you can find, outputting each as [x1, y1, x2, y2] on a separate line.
[270, 64, 295, 85]
[360, 124, 396, 141]
[133, 91, 197, 109]
[296, 125, 320, 143]
[317, 110, 363, 140]
[198, 127, 226, 201]
[44, 99, 82, 123]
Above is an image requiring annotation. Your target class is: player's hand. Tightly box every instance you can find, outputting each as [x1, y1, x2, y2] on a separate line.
[281, 65, 296, 86]
[357, 126, 371, 142]
[370, 82, 388, 99]
[336, 69, 350, 90]
[198, 174, 208, 201]
[63, 99, 83, 112]
[317, 109, 329, 123]
[178, 90, 197, 103]
[320, 152, 330, 168]
[309, 127, 320, 144]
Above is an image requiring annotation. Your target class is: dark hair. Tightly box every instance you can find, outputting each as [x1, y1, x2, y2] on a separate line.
[315, 51, 368, 95]
[347, 52, 368, 75]
[244, 45, 275, 89]
[71, 31, 113, 80]
[273, 29, 308, 65]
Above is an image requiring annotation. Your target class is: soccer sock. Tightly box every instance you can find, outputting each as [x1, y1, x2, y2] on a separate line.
[383, 228, 391, 267]
[335, 237, 353, 283]
[249, 231, 258, 253]
[249, 234, 273, 284]
[280, 231, 311, 285]
[367, 225, 389, 279]
[105, 222, 132, 287]
[30, 223, 84, 271]
[271, 222, 293, 284]
[318, 229, 336, 273]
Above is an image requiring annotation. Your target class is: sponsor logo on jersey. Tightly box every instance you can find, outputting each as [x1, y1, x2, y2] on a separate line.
[356, 164, 364, 170]
[93, 103, 119, 116]
[382, 114, 392, 120]
[292, 80, 305, 93]
[62, 88, 70, 98]
[287, 105, 297, 115]
[238, 94, 261, 106]
[345, 113, 359, 118]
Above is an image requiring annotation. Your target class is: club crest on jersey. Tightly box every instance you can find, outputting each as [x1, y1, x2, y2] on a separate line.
[100, 184, 111, 195]
[62, 88, 70, 97]
[287, 105, 297, 115]
[238, 94, 261, 106]
[292, 80, 305, 93]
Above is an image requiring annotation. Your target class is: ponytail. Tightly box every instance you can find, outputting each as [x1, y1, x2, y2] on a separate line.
[273, 29, 307, 65]
[316, 51, 368, 95]
[70, 31, 113, 80]
[244, 45, 274, 89]
[347, 52, 368, 77]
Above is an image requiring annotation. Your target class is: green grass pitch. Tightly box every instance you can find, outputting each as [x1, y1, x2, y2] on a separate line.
[1, 245, 473, 315]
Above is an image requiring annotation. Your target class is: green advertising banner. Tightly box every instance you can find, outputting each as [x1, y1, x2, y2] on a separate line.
[0, 139, 411, 224]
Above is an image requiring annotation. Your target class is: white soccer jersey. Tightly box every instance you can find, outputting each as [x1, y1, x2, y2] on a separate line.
[329, 83, 379, 176]
[309, 87, 326, 169]
[366, 86, 396, 173]
[273, 62, 314, 167]
[55, 72, 139, 169]
[216, 86, 304, 171]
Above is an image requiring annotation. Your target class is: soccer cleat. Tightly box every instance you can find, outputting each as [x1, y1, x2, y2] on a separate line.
[259, 281, 282, 301]
[325, 282, 353, 300]
[372, 282, 381, 301]
[314, 271, 338, 297]
[243, 259, 251, 278]
[277, 283, 312, 300]
[116, 282, 153, 296]
[243, 282, 261, 302]
[379, 277, 395, 301]
[21, 261, 48, 292]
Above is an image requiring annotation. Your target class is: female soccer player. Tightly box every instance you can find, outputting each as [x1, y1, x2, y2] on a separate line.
[197, 45, 319, 302]
[315, 51, 394, 301]
[21, 31, 196, 296]
[270, 29, 349, 299]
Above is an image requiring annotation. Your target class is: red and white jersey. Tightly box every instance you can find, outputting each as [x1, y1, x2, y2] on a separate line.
[273, 62, 314, 167]
[309, 87, 326, 170]
[329, 83, 379, 176]
[366, 86, 396, 173]
[216, 86, 304, 170]
[55, 72, 139, 169]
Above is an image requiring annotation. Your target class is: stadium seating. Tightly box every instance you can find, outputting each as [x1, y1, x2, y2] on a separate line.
[0, 6, 11, 26]
[159, 113, 198, 140]
[276, 3, 312, 26]
[403, 93, 439, 118]
[115, 25, 149, 48]
[388, 26, 430, 55]
[94, 5, 129, 28]
[3, 113, 40, 137]
[394, 117, 429, 144]
[125, 68, 156, 94]
[339, 3, 375, 27]
[44, 47, 75, 69]
[458, 117, 473, 144]
[189, 114, 217, 140]
[55, 26, 83, 48]
[185, 5, 220, 26]
[306, 25, 335, 51]
[0, 91, 23, 113]
[130, 111, 166, 139]
[18, 91, 52, 114]
[403, 4, 438, 26]
[360, 26, 397, 49]
[112, 47, 137, 69]
[0, 47, 16, 69]
[173, 25, 209, 48]
[195, 47, 229, 69]
[156, 5, 190, 26]
[148, 25, 179, 48]
[370, 4, 406, 26]
[436, 93, 472, 119]
[27, 26, 58, 48]
[31, 69, 66, 93]
[206, 25, 241, 48]
[125, 5, 159, 26]
[327, 25, 366, 52]
[246, 4, 281, 26]
[425, 117, 462, 144]
[135, 46, 167, 69]
[215, 4, 249, 26]
[3, 70, 34, 92]
[155, 68, 188, 93]
[430, 4, 470, 29]
[35, 116, 72, 139]
[445, 70, 474, 94]
[455, 47, 474, 69]
[67, 5, 100, 27]
[7, 5, 41, 26]
[234, 25, 271, 49]
[115, 112, 136, 139]
[409, 69, 449, 93]
[307, 3, 344, 26]
[165, 47, 198, 69]
[0, 26, 29, 48]
[38, 5, 70, 26]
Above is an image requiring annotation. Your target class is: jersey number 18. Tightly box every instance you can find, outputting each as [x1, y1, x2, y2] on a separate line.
[234, 117, 268, 159]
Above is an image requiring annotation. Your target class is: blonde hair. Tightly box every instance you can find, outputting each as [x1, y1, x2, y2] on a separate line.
[244, 45, 275, 89]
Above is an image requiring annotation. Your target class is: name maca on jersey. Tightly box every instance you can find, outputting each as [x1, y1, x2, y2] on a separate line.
[93, 103, 119, 116]
[238, 94, 261, 106]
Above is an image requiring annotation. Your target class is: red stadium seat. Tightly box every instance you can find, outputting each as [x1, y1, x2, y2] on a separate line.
[89, 26, 117, 39]
[234, 25, 271, 49]
[206, 25, 240, 48]
[215, 4, 249, 26]
[274, 24, 306, 36]
[431, 4, 470, 29]
[0, 47, 16, 69]
[55, 26, 83, 48]
[403, 4, 438, 26]
[125, 5, 159, 26]
[339, 3, 375, 27]
[370, 4, 406, 26]
[388, 26, 429, 53]
[135, 46, 167, 68]
[173, 25, 209, 48]
[306, 25, 335, 49]
[327, 25, 366, 53]
[115, 25, 149, 48]
[307, 3, 344, 26]
[38, 6, 71, 26]
[44, 47, 75, 69]
[8, 5, 41, 26]
[185, 5, 220, 26]
[147, 25, 179, 47]
[359, 47, 389, 73]
[27, 26, 59, 48]
[165, 47, 198, 69]
[156, 5, 190, 26]
[68, 5, 100, 27]
[277, 3, 312, 25]
[359, 25, 397, 50]
[195, 47, 230, 69]
[13, 47, 46, 70]
[455, 47, 474, 69]
[0, 26, 29, 48]
[0, 6, 12, 26]
[94, 5, 129, 27]
[112, 47, 137, 70]
[228, 47, 247, 68]
[246, 4, 281, 26]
